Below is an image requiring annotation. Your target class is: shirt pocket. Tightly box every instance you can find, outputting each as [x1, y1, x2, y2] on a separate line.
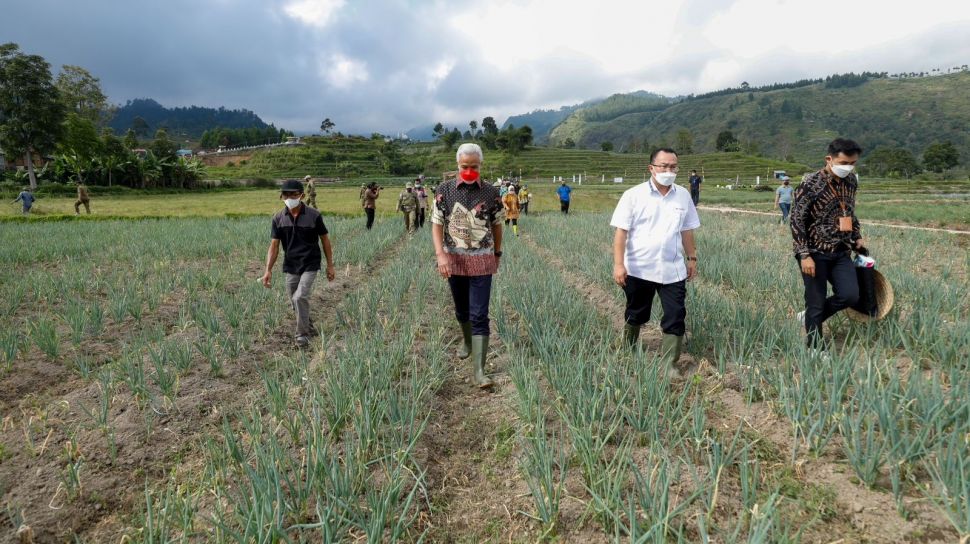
[662, 207, 686, 260]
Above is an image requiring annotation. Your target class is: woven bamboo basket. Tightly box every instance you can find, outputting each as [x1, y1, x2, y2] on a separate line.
[846, 269, 894, 322]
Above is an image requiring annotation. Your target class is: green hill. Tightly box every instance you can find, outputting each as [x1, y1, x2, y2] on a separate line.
[206, 136, 810, 183]
[548, 72, 970, 164]
[109, 98, 271, 139]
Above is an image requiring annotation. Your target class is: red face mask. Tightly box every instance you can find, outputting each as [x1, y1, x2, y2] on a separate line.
[459, 169, 479, 183]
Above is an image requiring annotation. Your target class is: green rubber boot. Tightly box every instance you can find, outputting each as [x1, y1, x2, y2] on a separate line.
[471, 335, 494, 389]
[660, 334, 684, 377]
[457, 321, 473, 359]
[623, 323, 641, 348]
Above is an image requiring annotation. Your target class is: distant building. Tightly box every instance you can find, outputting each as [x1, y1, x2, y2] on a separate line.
[284, 136, 303, 145]
[176, 149, 193, 158]
[133, 148, 149, 159]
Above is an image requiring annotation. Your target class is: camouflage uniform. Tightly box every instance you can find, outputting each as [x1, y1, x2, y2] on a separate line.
[304, 177, 317, 208]
[74, 184, 91, 214]
[397, 185, 419, 234]
[359, 184, 367, 207]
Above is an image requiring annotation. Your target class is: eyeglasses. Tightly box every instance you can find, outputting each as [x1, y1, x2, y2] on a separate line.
[650, 164, 679, 172]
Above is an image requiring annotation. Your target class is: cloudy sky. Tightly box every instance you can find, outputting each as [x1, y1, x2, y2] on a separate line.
[4, 0, 970, 134]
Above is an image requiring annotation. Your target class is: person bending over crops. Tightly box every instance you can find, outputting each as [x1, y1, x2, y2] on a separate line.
[432, 143, 505, 388]
[13, 187, 35, 215]
[611, 148, 700, 376]
[791, 138, 865, 351]
[260, 179, 335, 348]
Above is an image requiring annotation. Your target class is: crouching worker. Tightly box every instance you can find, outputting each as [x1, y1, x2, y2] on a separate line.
[260, 179, 335, 348]
[611, 148, 700, 375]
[432, 143, 504, 388]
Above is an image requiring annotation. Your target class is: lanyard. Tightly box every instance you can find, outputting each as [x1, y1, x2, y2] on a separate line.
[825, 176, 849, 217]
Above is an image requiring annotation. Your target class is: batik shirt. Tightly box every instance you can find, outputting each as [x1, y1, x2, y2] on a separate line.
[432, 179, 505, 276]
[790, 169, 861, 257]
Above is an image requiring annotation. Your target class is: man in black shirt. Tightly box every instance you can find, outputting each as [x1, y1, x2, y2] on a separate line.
[791, 138, 864, 350]
[688, 170, 702, 205]
[260, 179, 335, 347]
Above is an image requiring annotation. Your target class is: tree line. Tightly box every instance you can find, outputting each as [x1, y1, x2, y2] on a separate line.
[432, 117, 534, 154]
[199, 126, 294, 149]
[0, 42, 283, 190]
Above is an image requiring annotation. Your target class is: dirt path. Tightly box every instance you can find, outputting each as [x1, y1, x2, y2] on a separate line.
[416, 265, 538, 542]
[698, 205, 970, 235]
[521, 233, 959, 543]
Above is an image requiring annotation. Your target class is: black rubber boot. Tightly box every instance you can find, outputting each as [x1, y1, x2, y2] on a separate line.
[457, 321, 472, 359]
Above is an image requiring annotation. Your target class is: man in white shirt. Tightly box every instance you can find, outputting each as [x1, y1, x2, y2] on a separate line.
[610, 148, 700, 373]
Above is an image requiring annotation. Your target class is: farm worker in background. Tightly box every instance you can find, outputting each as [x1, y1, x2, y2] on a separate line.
[791, 138, 864, 351]
[303, 175, 317, 208]
[518, 185, 531, 215]
[688, 170, 702, 205]
[260, 179, 335, 348]
[415, 179, 429, 228]
[363, 182, 380, 229]
[503, 185, 521, 236]
[74, 183, 91, 215]
[499, 180, 509, 197]
[432, 143, 505, 389]
[775, 178, 794, 223]
[397, 182, 419, 235]
[611, 148, 700, 375]
[13, 187, 34, 215]
[557, 180, 572, 214]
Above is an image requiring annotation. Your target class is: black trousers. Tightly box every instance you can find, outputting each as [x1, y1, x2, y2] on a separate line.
[622, 275, 687, 335]
[365, 208, 375, 229]
[690, 186, 700, 205]
[521, 202, 529, 215]
[504, 218, 518, 226]
[448, 275, 493, 336]
[417, 208, 426, 228]
[560, 200, 570, 214]
[801, 251, 859, 347]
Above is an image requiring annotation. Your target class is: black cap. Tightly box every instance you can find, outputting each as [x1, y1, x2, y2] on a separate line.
[281, 179, 304, 192]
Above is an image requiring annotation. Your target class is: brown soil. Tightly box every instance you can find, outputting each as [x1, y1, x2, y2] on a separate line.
[0, 239, 401, 543]
[520, 233, 960, 544]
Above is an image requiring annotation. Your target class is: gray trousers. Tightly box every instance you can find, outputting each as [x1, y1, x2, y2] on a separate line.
[285, 271, 317, 336]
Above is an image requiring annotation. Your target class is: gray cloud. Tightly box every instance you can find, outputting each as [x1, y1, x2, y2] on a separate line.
[2, 1, 968, 135]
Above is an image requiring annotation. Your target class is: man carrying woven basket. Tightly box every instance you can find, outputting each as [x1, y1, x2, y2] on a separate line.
[791, 138, 866, 351]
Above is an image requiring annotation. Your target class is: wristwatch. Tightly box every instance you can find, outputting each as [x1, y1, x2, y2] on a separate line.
[494, 251, 503, 257]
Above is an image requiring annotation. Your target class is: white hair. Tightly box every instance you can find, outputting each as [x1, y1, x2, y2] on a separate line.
[456, 143, 484, 163]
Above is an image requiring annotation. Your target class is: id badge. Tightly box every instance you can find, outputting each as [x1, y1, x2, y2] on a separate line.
[838, 216, 853, 232]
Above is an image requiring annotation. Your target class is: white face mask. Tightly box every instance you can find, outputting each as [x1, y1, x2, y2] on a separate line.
[831, 164, 855, 178]
[654, 172, 677, 186]
[284, 198, 302, 209]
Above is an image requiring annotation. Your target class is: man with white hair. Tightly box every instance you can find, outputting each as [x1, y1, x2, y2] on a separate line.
[432, 143, 505, 389]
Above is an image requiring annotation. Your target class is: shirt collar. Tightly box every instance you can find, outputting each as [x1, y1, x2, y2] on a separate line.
[457, 178, 481, 188]
[647, 178, 676, 197]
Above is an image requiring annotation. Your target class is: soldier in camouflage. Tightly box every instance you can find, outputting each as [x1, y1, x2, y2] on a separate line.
[397, 182, 419, 235]
[303, 175, 317, 208]
[74, 183, 91, 215]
